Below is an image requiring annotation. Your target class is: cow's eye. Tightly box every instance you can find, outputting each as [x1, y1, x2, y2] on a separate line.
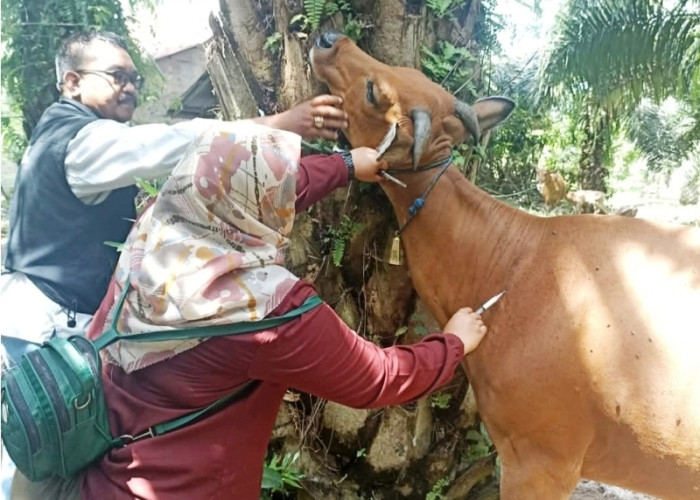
[366, 80, 376, 105]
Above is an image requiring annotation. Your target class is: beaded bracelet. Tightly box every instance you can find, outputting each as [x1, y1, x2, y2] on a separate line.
[339, 150, 355, 181]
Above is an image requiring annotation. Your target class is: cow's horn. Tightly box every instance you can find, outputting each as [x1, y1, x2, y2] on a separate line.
[455, 100, 481, 143]
[411, 109, 432, 170]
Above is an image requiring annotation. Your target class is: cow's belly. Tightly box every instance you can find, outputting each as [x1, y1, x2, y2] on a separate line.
[575, 254, 700, 483]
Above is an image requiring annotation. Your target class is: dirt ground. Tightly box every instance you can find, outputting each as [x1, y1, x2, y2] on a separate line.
[571, 480, 659, 500]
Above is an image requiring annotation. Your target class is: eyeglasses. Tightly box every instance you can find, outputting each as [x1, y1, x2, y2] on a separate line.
[76, 69, 145, 91]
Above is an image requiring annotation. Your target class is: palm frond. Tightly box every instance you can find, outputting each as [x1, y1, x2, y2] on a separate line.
[537, 0, 699, 114]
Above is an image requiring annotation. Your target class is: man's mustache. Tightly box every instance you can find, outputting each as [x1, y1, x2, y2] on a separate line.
[118, 94, 137, 107]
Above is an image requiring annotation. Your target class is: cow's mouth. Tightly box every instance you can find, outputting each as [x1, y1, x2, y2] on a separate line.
[315, 31, 343, 50]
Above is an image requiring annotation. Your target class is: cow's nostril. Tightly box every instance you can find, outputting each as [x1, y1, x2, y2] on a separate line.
[317, 31, 342, 49]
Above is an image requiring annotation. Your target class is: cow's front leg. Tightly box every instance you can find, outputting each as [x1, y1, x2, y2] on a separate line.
[498, 455, 581, 500]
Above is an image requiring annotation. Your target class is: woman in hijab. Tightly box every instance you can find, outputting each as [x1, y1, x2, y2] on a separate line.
[75, 119, 487, 499]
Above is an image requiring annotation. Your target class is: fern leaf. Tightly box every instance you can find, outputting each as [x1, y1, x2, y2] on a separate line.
[304, 0, 327, 30]
[332, 238, 345, 267]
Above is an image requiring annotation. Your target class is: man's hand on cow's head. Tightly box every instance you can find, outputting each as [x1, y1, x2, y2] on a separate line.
[263, 94, 349, 140]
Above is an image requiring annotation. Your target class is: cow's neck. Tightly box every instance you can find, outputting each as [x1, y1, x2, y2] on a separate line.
[381, 165, 539, 325]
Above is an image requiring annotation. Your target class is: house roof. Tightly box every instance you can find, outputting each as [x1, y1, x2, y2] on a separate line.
[131, 0, 217, 59]
[169, 72, 217, 119]
[152, 31, 212, 59]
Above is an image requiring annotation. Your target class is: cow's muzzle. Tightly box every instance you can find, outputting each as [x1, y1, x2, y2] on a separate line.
[315, 31, 343, 49]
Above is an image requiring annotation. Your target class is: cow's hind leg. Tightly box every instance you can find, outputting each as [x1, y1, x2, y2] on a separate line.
[498, 458, 580, 500]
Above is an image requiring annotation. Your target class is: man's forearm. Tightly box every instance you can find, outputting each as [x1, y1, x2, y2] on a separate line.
[65, 118, 216, 203]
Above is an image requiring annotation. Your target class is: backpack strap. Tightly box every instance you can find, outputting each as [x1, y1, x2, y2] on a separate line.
[93, 277, 323, 447]
[93, 279, 323, 350]
[112, 379, 262, 448]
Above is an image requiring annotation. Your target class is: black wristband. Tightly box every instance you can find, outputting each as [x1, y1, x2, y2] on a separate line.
[340, 150, 355, 181]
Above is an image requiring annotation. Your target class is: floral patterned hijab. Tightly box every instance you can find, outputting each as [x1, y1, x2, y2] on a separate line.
[103, 121, 301, 372]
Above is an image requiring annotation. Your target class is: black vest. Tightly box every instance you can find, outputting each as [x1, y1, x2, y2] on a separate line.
[4, 98, 137, 314]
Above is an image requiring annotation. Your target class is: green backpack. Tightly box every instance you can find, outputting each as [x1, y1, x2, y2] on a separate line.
[1, 282, 322, 482]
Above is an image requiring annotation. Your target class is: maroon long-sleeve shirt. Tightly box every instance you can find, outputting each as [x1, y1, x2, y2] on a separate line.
[80, 153, 464, 499]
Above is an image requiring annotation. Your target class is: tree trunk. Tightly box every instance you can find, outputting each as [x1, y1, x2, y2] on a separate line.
[369, 0, 433, 66]
[579, 107, 611, 192]
[210, 1, 497, 497]
[205, 12, 258, 120]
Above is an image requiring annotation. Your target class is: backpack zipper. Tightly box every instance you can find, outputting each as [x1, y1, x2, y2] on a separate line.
[26, 351, 71, 432]
[69, 337, 99, 379]
[49, 343, 89, 397]
[3, 376, 41, 454]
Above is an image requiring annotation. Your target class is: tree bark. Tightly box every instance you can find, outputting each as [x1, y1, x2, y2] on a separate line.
[212, 1, 496, 497]
[205, 11, 258, 120]
[273, 0, 315, 109]
[222, 0, 275, 87]
[369, 0, 433, 67]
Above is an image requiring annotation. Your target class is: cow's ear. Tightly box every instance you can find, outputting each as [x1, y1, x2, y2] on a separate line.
[473, 97, 515, 132]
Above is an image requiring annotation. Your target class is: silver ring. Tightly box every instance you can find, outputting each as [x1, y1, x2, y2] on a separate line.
[314, 116, 324, 129]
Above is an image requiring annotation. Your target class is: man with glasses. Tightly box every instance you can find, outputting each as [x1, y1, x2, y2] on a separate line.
[1, 30, 374, 345]
[1, 29, 382, 499]
[75, 69, 145, 91]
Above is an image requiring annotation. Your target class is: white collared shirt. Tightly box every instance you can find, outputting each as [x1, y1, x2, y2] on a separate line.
[66, 117, 217, 203]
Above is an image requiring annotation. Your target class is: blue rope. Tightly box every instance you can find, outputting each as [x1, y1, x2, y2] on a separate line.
[408, 198, 424, 216]
[397, 154, 453, 235]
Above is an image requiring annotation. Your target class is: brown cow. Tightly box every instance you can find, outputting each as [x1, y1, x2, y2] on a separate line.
[537, 168, 568, 207]
[311, 32, 700, 500]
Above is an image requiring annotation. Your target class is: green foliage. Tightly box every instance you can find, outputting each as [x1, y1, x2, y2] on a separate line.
[426, 0, 465, 20]
[134, 177, 160, 198]
[342, 15, 370, 42]
[289, 13, 311, 33]
[303, 0, 328, 31]
[333, 0, 371, 43]
[1, 0, 156, 161]
[102, 240, 124, 251]
[680, 159, 700, 206]
[394, 326, 408, 338]
[323, 215, 362, 267]
[413, 323, 428, 336]
[474, 0, 504, 64]
[425, 477, 450, 500]
[294, 0, 369, 42]
[1, 106, 27, 165]
[300, 138, 336, 156]
[408, 310, 430, 337]
[429, 392, 452, 410]
[356, 448, 367, 458]
[167, 96, 183, 114]
[261, 452, 304, 498]
[535, 0, 700, 189]
[133, 176, 166, 214]
[539, 0, 699, 114]
[476, 76, 556, 205]
[627, 99, 697, 177]
[462, 422, 493, 464]
[325, 0, 354, 17]
[263, 32, 282, 56]
[421, 42, 477, 101]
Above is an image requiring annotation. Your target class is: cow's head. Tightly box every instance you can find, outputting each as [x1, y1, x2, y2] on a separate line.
[311, 32, 515, 169]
